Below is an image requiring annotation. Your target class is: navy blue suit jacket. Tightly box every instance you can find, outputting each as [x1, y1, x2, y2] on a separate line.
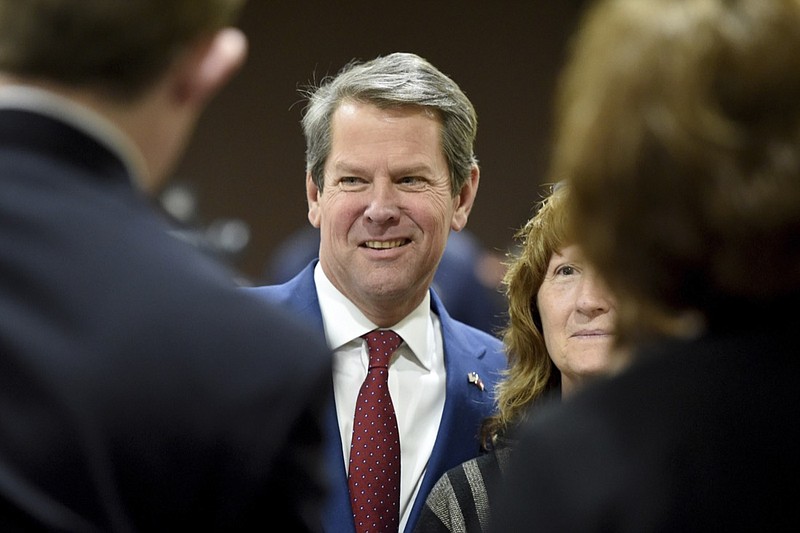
[246, 261, 507, 532]
[0, 108, 333, 531]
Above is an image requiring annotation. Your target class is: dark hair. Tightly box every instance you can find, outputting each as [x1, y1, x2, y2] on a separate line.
[0, 0, 246, 100]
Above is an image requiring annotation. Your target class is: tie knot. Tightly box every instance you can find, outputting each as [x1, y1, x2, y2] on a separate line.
[362, 329, 402, 369]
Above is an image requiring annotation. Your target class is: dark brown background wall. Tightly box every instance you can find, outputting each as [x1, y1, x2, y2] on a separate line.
[172, 0, 587, 281]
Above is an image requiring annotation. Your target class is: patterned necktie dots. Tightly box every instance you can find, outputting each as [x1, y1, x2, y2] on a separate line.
[348, 329, 403, 532]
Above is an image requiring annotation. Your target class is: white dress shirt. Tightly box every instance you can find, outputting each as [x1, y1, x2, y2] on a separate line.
[314, 263, 446, 531]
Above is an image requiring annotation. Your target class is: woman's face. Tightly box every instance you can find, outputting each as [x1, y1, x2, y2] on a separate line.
[537, 243, 617, 396]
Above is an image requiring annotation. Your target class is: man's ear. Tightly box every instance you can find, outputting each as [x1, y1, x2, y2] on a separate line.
[307, 172, 322, 228]
[173, 28, 248, 106]
[451, 164, 480, 231]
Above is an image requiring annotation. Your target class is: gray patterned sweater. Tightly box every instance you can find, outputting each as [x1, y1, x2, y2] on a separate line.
[413, 447, 513, 532]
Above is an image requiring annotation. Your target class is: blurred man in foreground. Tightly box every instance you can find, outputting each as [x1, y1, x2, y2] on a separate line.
[0, 1, 332, 530]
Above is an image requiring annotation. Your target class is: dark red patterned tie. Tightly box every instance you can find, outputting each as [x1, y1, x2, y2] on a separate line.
[348, 329, 403, 533]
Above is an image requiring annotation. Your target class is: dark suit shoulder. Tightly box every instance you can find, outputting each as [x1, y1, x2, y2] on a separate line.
[491, 324, 800, 532]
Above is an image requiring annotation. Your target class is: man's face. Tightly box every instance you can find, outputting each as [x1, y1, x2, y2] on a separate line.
[306, 100, 476, 324]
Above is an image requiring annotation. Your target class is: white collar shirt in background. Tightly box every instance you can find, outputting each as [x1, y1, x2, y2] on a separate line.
[314, 262, 446, 532]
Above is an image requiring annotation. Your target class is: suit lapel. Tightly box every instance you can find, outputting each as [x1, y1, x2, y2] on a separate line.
[403, 291, 494, 530]
[286, 273, 497, 533]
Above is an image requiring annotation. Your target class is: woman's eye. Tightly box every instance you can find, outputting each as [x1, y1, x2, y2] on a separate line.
[556, 265, 576, 276]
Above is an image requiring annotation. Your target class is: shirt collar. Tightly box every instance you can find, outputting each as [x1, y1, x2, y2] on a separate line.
[314, 262, 434, 370]
[0, 84, 148, 190]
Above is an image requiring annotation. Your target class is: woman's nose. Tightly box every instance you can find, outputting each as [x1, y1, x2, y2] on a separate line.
[576, 271, 614, 315]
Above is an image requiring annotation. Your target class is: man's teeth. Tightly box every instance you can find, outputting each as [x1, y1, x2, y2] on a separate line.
[364, 240, 405, 249]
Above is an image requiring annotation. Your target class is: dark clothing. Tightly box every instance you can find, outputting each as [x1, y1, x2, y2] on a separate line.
[414, 447, 512, 533]
[490, 307, 800, 532]
[0, 108, 333, 531]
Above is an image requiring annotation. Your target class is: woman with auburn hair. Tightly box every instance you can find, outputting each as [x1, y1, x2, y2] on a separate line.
[415, 183, 618, 532]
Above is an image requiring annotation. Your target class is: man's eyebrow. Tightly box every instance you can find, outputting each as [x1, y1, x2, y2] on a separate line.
[331, 161, 435, 176]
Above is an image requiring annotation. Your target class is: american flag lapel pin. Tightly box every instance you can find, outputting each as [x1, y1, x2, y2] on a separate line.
[467, 371, 485, 391]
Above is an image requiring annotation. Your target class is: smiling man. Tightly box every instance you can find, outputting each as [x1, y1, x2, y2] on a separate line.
[246, 52, 506, 533]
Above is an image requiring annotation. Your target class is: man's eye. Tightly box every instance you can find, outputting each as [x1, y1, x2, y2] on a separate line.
[399, 176, 425, 187]
[339, 176, 367, 188]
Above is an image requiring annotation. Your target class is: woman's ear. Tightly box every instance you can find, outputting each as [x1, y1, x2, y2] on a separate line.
[173, 27, 248, 107]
